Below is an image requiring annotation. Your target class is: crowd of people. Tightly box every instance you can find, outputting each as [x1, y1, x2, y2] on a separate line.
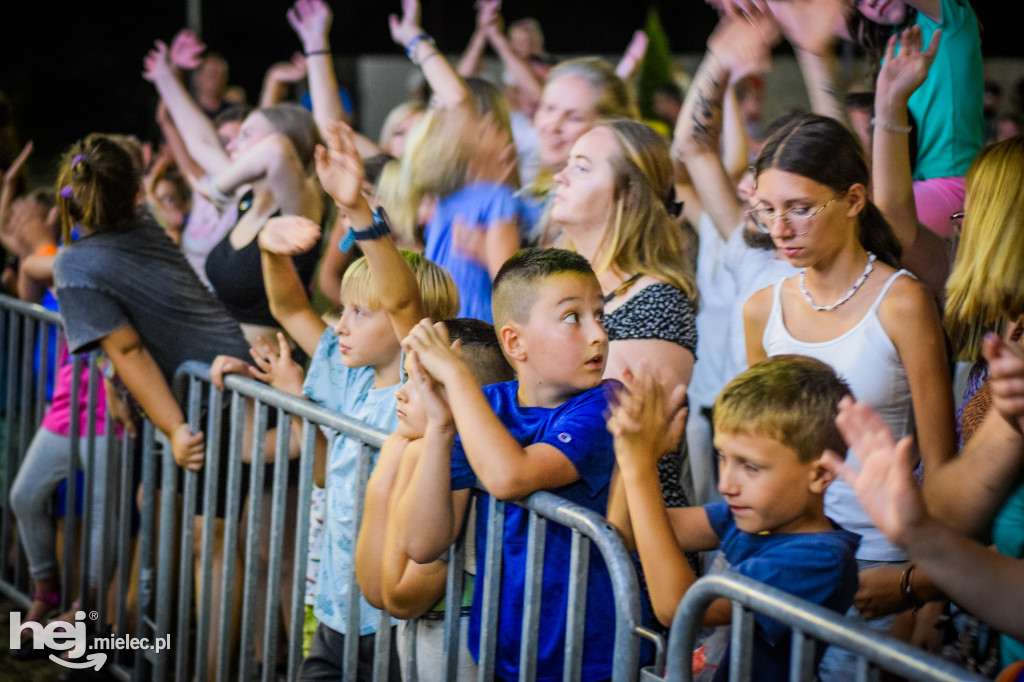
[2, 0, 1023, 679]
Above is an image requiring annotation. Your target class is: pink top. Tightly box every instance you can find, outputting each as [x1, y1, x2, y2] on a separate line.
[40, 342, 112, 437]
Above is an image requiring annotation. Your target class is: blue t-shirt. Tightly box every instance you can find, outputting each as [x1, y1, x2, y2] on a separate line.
[451, 380, 618, 682]
[704, 501, 861, 682]
[425, 182, 526, 323]
[303, 328, 400, 635]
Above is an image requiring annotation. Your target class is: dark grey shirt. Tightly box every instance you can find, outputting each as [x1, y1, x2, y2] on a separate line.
[54, 215, 251, 382]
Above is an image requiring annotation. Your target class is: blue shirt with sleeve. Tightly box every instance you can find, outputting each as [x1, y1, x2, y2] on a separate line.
[703, 500, 861, 682]
[303, 328, 399, 636]
[451, 380, 618, 682]
[424, 182, 526, 323]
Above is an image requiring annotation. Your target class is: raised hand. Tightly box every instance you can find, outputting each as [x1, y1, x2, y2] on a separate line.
[402, 319, 464, 386]
[823, 397, 925, 547]
[142, 40, 174, 83]
[169, 29, 205, 70]
[476, 0, 503, 37]
[876, 26, 941, 105]
[1, 141, 33, 189]
[615, 30, 649, 80]
[267, 52, 309, 83]
[766, 0, 846, 56]
[259, 214, 322, 255]
[984, 331, 1024, 435]
[407, 348, 454, 427]
[314, 121, 366, 214]
[707, 7, 780, 80]
[286, 0, 333, 52]
[389, 0, 424, 49]
[248, 332, 306, 395]
[607, 362, 688, 468]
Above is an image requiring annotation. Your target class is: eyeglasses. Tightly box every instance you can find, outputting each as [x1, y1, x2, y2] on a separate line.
[950, 212, 964, 236]
[746, 195, 843, 235]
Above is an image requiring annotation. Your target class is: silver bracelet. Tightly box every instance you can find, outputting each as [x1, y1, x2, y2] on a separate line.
[870, 117, 913, 134]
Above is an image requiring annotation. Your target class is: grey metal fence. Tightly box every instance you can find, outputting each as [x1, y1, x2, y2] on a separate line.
[657, 572, 990, 682]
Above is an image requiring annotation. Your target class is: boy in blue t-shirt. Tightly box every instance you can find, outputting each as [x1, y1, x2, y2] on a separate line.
[607, 355, 860, 682]
[396, 248, 618, 682]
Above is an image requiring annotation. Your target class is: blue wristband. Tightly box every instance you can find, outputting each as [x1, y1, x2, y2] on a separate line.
[405, 33, 433, 58]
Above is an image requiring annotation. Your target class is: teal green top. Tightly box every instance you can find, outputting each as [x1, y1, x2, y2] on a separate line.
[904, 0, 984, 181]
[992, 481, 1024, 668]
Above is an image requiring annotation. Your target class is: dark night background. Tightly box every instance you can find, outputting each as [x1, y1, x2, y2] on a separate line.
[0, 0, 1015, 181]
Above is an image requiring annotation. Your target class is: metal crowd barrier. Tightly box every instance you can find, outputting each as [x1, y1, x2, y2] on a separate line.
[4, 291, 989, 682]
[657, 572, 990, 682]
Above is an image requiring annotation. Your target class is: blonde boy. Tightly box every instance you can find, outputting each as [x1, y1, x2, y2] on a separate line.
[213, 121, 459, 679]
[607, 355, 860, 682]
[397, 248, 619, 682]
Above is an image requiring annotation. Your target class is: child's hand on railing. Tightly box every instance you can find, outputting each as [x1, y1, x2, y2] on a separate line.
[210, 354, 251, 390]
[249, 332, 306, 397]
[172, 422, 206, 471]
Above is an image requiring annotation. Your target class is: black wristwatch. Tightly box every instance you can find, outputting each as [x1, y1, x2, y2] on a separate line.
[340, 207, 392, 252]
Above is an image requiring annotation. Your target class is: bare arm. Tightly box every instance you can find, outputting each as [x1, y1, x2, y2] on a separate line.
[390, 0, 470, 111]
[356, 433, 406, 609]
[871, 27, 949, 300]
[315, 120, 428, 340]
[259, 53, 308, 109]
[742, 286, 773, 366]
[208, 133, 311, 215]
[879, 276, 956, 472]
[156, 104, 205, 186]
[143, 38, 231, 175]
[287, 0, 350, 136]
[100, 324, 206, 470]
[675, 12, 777, 241]
[257, 216, 328, 357]
[0, 141, 32, 241]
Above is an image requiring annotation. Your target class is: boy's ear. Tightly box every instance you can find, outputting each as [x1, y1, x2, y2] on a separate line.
[808, 452, 837, 494]
[499, 322, 527, 363]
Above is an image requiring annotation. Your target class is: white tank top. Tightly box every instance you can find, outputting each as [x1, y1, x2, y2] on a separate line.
[763, 269, 913, 561]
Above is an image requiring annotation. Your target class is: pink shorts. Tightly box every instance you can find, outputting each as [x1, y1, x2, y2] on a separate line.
[913, 176, 966, 239]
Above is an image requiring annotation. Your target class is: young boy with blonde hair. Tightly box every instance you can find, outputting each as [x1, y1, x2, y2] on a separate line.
[396, 247, 619, 681]
[607, 355, 860, 682]
[213, 120, 458, 679]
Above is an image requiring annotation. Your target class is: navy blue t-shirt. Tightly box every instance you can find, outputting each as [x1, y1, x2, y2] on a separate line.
[704, 501, 861, 682]
[451, 380, 618, 682]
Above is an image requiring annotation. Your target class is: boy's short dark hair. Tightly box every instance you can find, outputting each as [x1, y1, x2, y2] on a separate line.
[444, 318, 515, 386]
[491, 248, 596, 328]
[713, 355, 851, 463]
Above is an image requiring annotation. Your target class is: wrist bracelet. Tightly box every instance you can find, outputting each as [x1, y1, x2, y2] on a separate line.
[900, 564, 923, 614]
[405, 33, 434, 59]
[305, 49, 331, 57]
[870, 117, 913, 134]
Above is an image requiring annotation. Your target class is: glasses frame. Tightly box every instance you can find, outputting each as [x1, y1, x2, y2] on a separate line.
[746, 194, 844, 235]
[950, 211, 965, 237]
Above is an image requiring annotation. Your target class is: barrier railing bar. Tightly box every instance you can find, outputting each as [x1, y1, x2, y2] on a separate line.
[518, 510, 546, 682]
[237, 400, 269, 682]
[477, 495, 505, 681]
[789, 629, 816, 682]
[286, 417, 316, 682]
[195, 383, 224, 682]
[664, 572, 989, 682]
[260, 408, 291, 682]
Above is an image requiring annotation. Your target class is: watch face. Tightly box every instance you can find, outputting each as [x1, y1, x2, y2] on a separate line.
[375, 206, 390, 226]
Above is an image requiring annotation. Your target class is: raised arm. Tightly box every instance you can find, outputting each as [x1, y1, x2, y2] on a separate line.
[258, 216, 328, 357]
[155, 103, 205, 187]
[316, 120, 427, 340]
[871, 26, 949, 299]
[259, 53, 308, 109]
[615, 30, 649, 82]
[206, 132, 310, 215]
[924, 334, 1024, 535]
[456, 0, 493, 77]
[286, 0, 350, 136]
[675, 10, 777, 241]
[394, 349, 471, 563]
[0, 141, 32, 243]
[607, 365, 722, 626]
[389, 0, 471, 111]
[826, 393, 1024, 641]
[404, 319, 579, 500]
[768, 0, 847, 121]
[482, 7, 544, 111]
[143, 34, 231, 175]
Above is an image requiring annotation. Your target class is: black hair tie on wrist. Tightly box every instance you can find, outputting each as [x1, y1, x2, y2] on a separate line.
[665, 186, 684, 218]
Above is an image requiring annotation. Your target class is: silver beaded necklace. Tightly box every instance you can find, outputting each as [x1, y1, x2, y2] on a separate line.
[799, 252, 876, 311]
